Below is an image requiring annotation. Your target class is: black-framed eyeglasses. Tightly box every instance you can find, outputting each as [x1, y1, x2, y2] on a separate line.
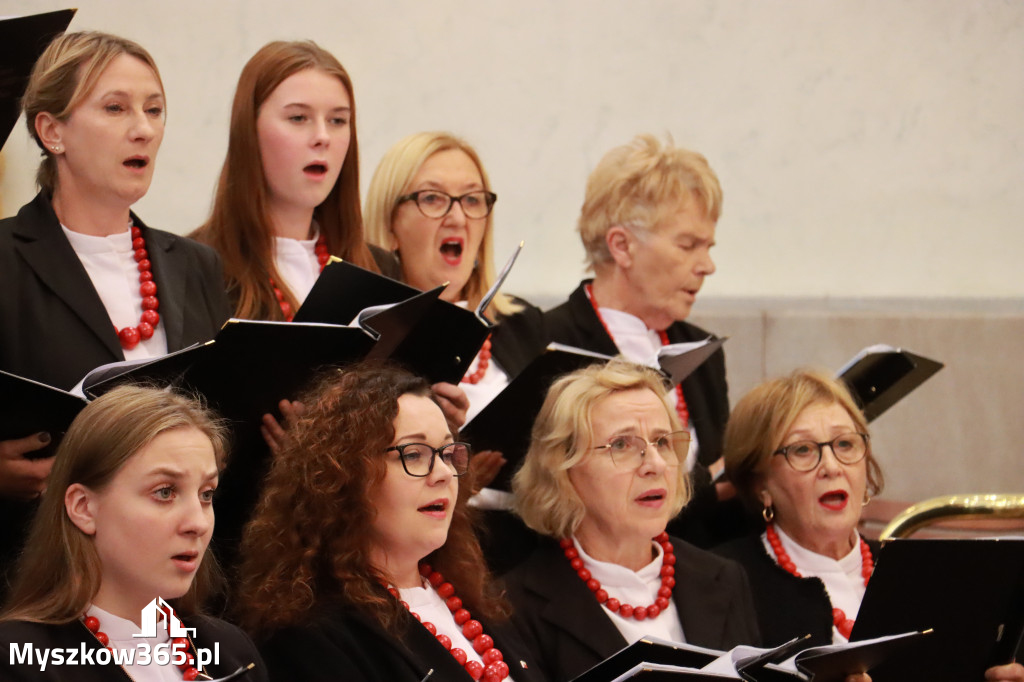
[396, 190, 497, 219]
[385, 442, 471, 477]
[773, 433, 869, 472]
[593, 431, 690, 470]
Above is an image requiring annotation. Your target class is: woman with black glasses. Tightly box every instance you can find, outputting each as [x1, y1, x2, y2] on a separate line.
[364, 132, 546, 423]
[234, 363, 542, 682]
[714, 369, 1024, 681]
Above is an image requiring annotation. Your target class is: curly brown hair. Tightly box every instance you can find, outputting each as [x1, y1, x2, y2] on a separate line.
[235, 363, 506, 640]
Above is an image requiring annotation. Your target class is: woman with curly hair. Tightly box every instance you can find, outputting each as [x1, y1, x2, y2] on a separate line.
[234, 363, 542, 682]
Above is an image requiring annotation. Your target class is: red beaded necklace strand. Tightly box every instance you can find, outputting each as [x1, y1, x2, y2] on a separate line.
[584, 284, 689, 427]
[271, 233, 329, 321]
[387, 563, 510, 682]
[764, 523, 874, 639]
[560, 532, 676, 622]
[462, 336, 492, 384]
[83, 613, 203, 680]
[117, 225, 161, 351]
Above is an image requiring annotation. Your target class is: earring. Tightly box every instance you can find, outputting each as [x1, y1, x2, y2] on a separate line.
[862, 491, 872, 507]
[51, 145, 62, 153]
[762, 503, 774, 523]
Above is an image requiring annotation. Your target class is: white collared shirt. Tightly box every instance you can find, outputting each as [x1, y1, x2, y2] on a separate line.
[62, 226, 169, 361]
[273, 228, 321, 306]
[573, 536, 686, 645]
[760, 525, 867, 643]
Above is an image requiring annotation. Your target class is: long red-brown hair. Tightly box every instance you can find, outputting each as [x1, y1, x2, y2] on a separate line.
[191, 41, 377, 320]
[235, 363, 507, 640]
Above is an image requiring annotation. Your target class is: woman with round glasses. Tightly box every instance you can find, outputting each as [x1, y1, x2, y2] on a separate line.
[503, 359, 759, 681]
[715, 369, 1024, 681]
[714, 368, 883, 649]
[234, 363, 542, 682]
[365, 132, 547, 421]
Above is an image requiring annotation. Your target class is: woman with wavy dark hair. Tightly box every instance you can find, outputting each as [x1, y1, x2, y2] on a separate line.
[235, 363, 541, 682]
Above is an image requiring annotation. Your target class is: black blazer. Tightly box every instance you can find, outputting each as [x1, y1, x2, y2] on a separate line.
[0, 614, 268, 681]
[0, 192, 231, 390]
[260, 602, 546, 682]
[489, 296, 548, 380]
[502, 536, 760, 682]
[0, 193, 231, 598]
[714, 533, 883, 649]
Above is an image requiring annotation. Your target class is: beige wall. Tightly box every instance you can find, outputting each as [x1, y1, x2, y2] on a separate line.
[690, 300, 1024, 504]
[2, 0, 1023, 303]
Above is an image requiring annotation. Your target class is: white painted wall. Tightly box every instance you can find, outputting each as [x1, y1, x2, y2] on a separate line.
[2, 0, 1022, 303]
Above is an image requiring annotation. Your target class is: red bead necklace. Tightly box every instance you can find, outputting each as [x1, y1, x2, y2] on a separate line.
[386, 563, 510, 682]
[83, 613, 202, 679]
[584, 284, 689, 427]
[116, 225, 161, 351]
[764, 523, 874, 640]
[462, 336, 492, 384]
[560, 532, 676, 622]
[271, 233, 329, 321]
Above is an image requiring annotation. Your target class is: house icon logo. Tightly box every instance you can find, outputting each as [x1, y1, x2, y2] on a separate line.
[132, 597, 196, 638]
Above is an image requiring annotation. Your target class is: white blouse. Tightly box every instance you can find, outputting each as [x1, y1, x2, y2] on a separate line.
[63, 226, 169, 362]
[760, 525, 868, 643]
[398, 582, 517, 682]
[273, 229, 322, 306]
[572, 536, 686, 645]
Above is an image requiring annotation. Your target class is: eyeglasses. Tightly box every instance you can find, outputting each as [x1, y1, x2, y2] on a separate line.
[385, 442, 471, 477]
[773, 433, 869, 472]
[593, 431, 690, 470]
[396, 190, 497, 219]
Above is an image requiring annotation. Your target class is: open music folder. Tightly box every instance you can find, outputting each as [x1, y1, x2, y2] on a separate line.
[850, 537, 1024, 682]
[570, 631, 928, 681]
[0, 370, 88, 459]
[836, 345, 943, 422]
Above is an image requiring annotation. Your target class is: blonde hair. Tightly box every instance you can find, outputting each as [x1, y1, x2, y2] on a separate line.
[364, 131, 520, 317]
[22, 31, 163, 193]
[723, 368, 885, 512]
[578, 134, 722, 271]
[513, 359, 692, 538]
[1, 385, 228, 625]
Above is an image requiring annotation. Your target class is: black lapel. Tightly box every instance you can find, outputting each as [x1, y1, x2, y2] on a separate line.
[140, 219, 186, 351]
[527, 543, 628, 662]
[12, 194, 122, 358]
[671, 539, 732, 648]
[567, 280, 621, 356]
[350, 608, 473, 681]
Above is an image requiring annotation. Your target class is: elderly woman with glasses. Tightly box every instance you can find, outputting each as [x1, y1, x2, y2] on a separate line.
[234, 363, 542, 682]
[503, 359, 760, 681]
[714, 369, 1024, 681]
